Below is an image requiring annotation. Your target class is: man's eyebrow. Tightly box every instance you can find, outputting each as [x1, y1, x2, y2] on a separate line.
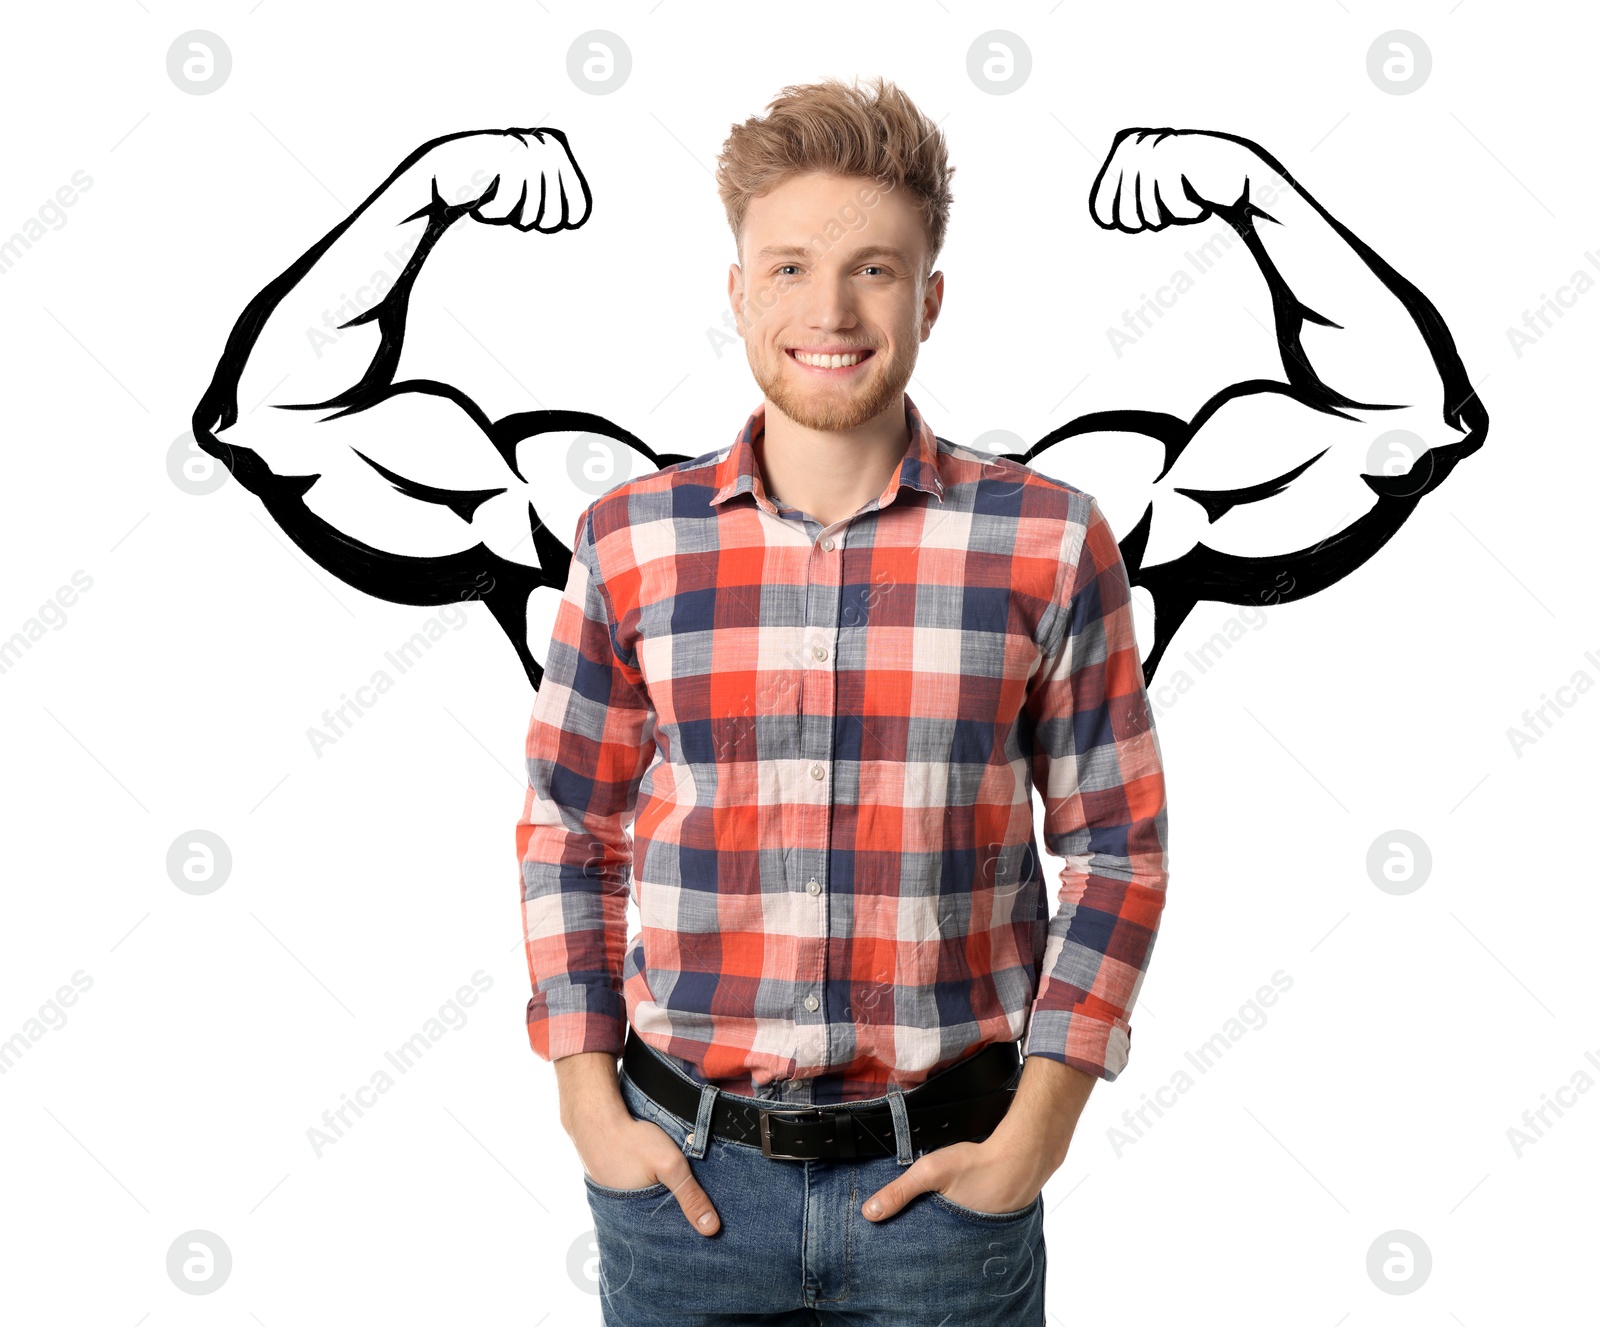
[755, 243, 911, 264]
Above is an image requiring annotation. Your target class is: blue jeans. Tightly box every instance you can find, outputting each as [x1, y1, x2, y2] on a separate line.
[583, 1054, 1046, 1325]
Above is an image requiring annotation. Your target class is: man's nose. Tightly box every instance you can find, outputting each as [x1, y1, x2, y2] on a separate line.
[798, 275, 858, 331]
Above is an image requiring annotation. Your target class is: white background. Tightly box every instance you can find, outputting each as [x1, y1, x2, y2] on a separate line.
[1, 1, 1594, 1322]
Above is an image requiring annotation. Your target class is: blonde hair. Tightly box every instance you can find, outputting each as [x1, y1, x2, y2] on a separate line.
[715, 75, 955, 276]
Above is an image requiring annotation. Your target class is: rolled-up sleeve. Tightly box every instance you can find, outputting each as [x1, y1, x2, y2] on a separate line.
[1021, 493, 1170, 1081]
[517, 504, 656, 1062]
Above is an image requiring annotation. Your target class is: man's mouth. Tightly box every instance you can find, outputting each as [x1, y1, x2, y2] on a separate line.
[785, 347, 875, 375]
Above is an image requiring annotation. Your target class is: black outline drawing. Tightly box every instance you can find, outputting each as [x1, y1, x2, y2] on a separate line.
[193, 125, 1486, 688]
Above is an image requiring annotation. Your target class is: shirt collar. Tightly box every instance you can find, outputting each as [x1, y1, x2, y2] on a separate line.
[709, 392, 946, 513]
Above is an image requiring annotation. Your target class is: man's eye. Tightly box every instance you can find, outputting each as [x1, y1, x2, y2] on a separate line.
[777, 264, 801, 276]
[862, 265, 885, 276]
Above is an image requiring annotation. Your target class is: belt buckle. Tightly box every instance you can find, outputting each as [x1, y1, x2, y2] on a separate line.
[758, 1105, 823, 1160]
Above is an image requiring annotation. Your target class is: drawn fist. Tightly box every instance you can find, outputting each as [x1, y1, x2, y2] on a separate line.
[422, 127, 592, 232]
[1090, 128, 1260, 232]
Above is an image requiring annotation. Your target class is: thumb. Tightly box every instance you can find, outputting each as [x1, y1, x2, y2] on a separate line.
[659, 1155, 721, 1236]
[861, 1156, 939, 1221]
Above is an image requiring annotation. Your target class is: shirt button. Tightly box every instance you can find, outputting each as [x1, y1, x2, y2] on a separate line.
[804, 994, 820, 1012]
[821, 537, 835, 552]
[810, 762, 825, 780]
[812, 645, 828, 662]
[806, 879, 821, 895]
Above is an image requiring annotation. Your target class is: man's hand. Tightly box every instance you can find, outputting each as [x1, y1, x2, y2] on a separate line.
[420, 127, 592, 232]
[859, 1056, 1096, 1221]
[859, 1132, 1051, 1221]
[570, 1113, 723, 1235]
[559, 1053, 722, 1238]
[1090, 127, 1262, 232]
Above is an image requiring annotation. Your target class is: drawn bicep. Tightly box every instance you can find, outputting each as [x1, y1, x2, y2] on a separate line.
[1151, 392, 1469, 562]
[216, 387, 526, 559]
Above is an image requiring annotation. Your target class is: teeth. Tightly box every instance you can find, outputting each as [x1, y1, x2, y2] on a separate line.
[794, 350, 865, 368]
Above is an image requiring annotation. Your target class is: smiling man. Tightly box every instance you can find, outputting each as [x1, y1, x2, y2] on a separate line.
[519, 75, 1169, 1324]
[734, 170, 929, 528]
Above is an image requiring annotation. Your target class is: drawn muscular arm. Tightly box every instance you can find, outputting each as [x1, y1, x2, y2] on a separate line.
[1020, 128, 1488, 679]
[191, 129, 659, 686]
[1101, 128, 1482, 434]
[198, 129, 586, 438]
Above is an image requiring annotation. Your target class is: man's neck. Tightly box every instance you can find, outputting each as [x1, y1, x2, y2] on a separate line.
[754, 397, 911, 529]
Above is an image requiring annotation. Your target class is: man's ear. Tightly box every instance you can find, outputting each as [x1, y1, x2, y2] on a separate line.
[921, 269, 945, 340]
[727, 263, 747, 336]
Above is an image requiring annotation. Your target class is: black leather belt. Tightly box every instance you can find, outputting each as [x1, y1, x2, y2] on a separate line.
[621, 1025, 1022, 1162]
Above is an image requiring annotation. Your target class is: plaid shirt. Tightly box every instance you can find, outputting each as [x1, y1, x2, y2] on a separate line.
[517, 394, 1169, 1105]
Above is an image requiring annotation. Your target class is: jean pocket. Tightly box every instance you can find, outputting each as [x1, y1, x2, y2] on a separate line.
[583, 1173, 671, 1199]
[928, 1191, 1041, 1224]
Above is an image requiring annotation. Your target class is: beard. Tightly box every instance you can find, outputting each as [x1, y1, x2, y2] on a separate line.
[748, 335, 919, 434]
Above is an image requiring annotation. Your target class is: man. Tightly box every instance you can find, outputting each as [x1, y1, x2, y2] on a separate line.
[518, 75, 1169, 1322]
[188, 56, 1477, 1319]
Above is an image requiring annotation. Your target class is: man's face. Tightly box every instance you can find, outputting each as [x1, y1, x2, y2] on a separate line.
[728, 171, 942, 433]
